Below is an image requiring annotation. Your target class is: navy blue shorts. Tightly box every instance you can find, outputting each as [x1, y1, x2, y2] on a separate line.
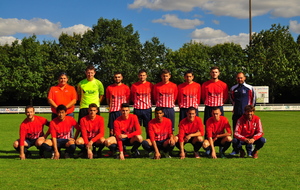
[162, 107, 175, 130]
[133, 108, 152, 128]
[23, 138, 37, 148]
[56, 139, 69, 149]
[108, 111, 121, 129]
[121, 138, 133, 146]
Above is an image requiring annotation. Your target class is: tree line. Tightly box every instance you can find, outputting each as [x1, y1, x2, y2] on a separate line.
[0, 18, 299, 105]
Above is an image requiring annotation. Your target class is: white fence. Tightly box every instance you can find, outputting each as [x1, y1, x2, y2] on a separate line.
[1, 104, 300, 114]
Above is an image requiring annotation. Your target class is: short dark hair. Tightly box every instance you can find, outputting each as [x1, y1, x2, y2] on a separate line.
[155, 107, 164, 113]
[25, 105, 34, 112]
[57, 72, 68, 79]
[86, 65, 96, 71]
[184, 70, 194, 76]
[161, 69, 171, 75]
[212, 107, 220, 111]
[210, 66, 220, 72]
[244, 105, 255, 112]
[187, 107, 197, 112]
[89, 103, 98, 109]
[138, 69, 147, 74]
[121, 103, 130, 108]
[56, 104, 67, 112]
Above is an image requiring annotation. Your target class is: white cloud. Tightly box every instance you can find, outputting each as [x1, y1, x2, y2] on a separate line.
[129, 0, 300, 18]
[191, 27, 249, 48]
[289, 20, 300, 33]
[212, 20, 220, 25]
[0, 18, 91, 43]
[152, 14, 204, 29]
[0, 36, 20, 45]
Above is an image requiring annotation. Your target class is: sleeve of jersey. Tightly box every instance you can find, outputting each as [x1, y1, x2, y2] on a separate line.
[80, 119, 89, 145]
[253, 118, 263, 140]
[223, 117, 232, 135]
[127, 115, 141, 138]
[178, 121, 185, 143]
[223, 83, 229, 103]
[91, 117, 105, 143]
[197, 118, 205, 136]
[167, 119, 173, 137]
[49, 121, 57, 138]
[71, 118, 79, 131]
[201, 83, 206, 103]
[251, 87, 256, 106]
[70, 86, 78, 100]
[125, 86, 130, 103]
[105, 86, 111, 99]
[98, 81, 105, 96]
[234, 119, 246, 141]
[130, 85, 135, 102]
[205, 121, 213, 138]
[148, 122, 155, 142]
[47, 87, 54, 99]
[19, 124, 26, 146]
[114, 120, 123, 152]
[173, 83, 178, 102]
[197, 83, 201, 105]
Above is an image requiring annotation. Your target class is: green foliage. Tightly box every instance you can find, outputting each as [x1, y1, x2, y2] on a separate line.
[170, 42, 211, 84]
[246, 24, 300, 102]
[0, 20, 299, 104]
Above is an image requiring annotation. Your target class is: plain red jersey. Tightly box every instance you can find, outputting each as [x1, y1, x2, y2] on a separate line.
[114, 114, 142, 151]
[206, 116, 232, 139]
[50, 116, 79, 139]
[153, 81, 178, 108]
[234, 114, 264, 141]
[19, 115, 49, 146]
[201, 80, 228, 107]
[178, 82, 201, 108]
[178, 116, 205, 143]
[106, 84, 130, 112]
[148, 117, 173, 142]
[131, 81, 153, 109]
[48, 84, 77, 114]
[80, 115, 105, 145]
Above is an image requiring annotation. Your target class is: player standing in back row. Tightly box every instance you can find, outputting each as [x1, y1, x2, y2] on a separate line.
[202, 66, 228, 126]
[131, 69, 153, 138]
[153, 69, 178, 130]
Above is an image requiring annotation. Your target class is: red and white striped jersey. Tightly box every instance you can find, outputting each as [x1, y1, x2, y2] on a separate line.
[106, 84, 130, 112]
[178, 82, 201, 108]
[153, 81, 178, 108]
[201, 80, 228, 107]
[131, 81, 153, 109]
[50, 116, 79, 139]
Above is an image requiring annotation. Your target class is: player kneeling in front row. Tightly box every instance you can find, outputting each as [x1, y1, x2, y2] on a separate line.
[41, 105, 79, 159]
[142, 107, 175, 159]
[203, 107, 232, 159]
[175, 107, 204, 159]
[105, 103, 143, 160]
[76, 103, 106, 159]
[232, 105, 266, 158]
[13, 105, 50, 160]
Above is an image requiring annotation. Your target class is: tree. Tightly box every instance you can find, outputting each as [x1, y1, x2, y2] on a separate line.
[246, 24, 300, 103]
[140, 37, 171, 83]
[210, 42, 246, 87]
[81, 18, 142, 88]
[169, 42, 211, 84]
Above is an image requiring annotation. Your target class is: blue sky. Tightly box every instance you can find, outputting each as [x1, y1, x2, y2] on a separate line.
[1, 0, 299, 50]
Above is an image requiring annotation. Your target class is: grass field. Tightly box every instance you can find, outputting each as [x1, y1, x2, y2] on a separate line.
[0, 111, 299, 190]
